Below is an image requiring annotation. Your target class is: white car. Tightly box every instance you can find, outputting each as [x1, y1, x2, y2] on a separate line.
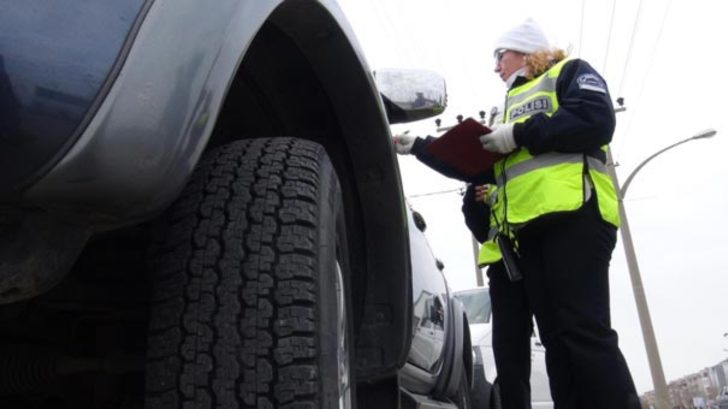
[455, 287, 553, 408]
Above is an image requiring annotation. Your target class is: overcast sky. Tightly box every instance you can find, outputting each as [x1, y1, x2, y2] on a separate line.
[337, 0, 728, 395]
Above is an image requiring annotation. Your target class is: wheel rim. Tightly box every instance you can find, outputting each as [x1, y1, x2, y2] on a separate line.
[335, 261, 352, 409]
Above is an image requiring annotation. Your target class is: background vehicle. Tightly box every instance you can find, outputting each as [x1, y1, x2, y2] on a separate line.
[455, 287, 553, 408]
[0, 0, 473, 408]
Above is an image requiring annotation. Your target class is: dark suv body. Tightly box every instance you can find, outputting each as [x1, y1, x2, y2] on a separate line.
[0, 1, 474, 408]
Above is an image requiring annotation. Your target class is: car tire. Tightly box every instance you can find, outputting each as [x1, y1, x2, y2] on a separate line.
[145, 138, 355, 409]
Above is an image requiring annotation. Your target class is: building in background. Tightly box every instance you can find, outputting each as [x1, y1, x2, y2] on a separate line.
[641, 358, 728, 408]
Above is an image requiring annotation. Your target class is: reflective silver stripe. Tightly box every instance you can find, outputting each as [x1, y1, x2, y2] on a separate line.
[586, 156, 608, 174]
[486, 189, 498, 206]
[486, 227, 498, 241]
[583, 174, 593, 201]
[499, 152, 582, 185]
[507, 75, 559, 107]
[496, 153, 608, 186]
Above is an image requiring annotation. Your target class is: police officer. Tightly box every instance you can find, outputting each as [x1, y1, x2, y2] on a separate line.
[479, 18, 640, 409]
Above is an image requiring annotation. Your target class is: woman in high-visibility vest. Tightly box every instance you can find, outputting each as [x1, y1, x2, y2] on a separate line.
[478, 19, 640, 409]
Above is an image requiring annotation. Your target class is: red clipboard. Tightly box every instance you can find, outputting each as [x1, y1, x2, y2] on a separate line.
[424, 118, 504, 180]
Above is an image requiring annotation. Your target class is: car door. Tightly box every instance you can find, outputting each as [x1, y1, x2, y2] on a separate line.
[407, 209, 448, 372]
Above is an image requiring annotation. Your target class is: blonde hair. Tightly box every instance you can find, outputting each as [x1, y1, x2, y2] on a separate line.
[524, 48, 568, 79]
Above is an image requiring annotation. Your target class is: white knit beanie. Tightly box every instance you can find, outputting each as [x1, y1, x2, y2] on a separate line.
[493, 18, 550, 56]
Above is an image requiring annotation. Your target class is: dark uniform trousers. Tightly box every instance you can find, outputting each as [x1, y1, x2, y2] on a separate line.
[516, 197, 641, 409]
[488, 261, 533, 409]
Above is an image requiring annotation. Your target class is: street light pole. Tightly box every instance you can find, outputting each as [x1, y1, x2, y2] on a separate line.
[606, 128, 717, 409]
[620, 129, 717, 197]
[472, 236, 484, 286]
[607, 147, 670, 409]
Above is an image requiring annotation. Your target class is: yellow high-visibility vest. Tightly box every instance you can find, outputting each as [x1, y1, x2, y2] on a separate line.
[494, 59, 619, 234]
[478, 239, 501, 267]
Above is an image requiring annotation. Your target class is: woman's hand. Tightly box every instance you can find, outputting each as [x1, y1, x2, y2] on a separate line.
[392, 132, 415, 155]
[474, 184, 498, 206]
[474, 184, 489, 202]
[480, 123, 516, 153]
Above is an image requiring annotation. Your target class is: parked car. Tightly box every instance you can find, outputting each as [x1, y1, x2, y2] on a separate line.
[454, 287, 554, 408]
[0, 1, 474, 408]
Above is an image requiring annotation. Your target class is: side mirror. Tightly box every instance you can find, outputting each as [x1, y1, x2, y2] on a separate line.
[374, 68, 447, 124]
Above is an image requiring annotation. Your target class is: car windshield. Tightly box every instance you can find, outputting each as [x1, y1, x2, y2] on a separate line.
[454, 289, 491, 324]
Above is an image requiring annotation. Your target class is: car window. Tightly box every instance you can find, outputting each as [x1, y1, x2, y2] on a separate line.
[454, 290, 491, 324]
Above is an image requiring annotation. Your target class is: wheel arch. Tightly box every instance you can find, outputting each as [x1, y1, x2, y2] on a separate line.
[444, 297, 474, 399]
[462, 312, 474, 388]
[207, 0, 412, 383]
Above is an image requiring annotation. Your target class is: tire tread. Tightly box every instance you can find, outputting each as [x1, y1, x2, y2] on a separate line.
[146, 138, 330, 408]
